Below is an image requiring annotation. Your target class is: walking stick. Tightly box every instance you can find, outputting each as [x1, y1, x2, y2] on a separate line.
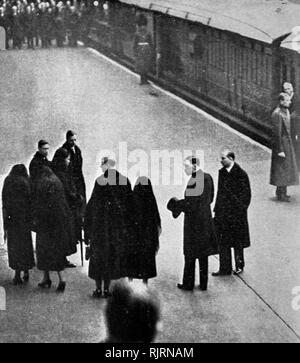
[80, 225, 84, 267]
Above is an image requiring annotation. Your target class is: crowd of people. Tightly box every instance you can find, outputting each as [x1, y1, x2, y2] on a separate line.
[0, 0, 101, 49]
[2, 131, 163, 296]
[2, 127, 254, 300]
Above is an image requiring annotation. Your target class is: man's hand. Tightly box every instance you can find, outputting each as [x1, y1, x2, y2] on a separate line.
[278, 152, 286, 158]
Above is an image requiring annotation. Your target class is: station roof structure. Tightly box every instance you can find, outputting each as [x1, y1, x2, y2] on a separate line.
[119, 0, 300, 44]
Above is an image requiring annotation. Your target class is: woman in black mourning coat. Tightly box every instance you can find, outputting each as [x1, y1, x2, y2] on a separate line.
[127, 177, 161, 284]
[85, 157, 135, 298]
[52, 147, 81, 266]
[2, 164, 35, 285]
[34, 166, 72, 292]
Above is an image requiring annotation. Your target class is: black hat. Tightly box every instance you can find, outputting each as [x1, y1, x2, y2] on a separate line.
[167, 197, 181, 219]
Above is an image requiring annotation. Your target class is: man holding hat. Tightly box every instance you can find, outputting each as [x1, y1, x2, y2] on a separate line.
[167, 156, 217, 291]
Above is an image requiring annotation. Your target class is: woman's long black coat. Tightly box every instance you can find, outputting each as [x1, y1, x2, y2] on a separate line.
[214, 163, 251, 249]
[176, 170, 217, 258]
[34, 174, 73, 271]
[127, 182, 161, 280]
[2, 175, 35, 271]
[85, 170, 135, 281]
[52, 167, 80, 256]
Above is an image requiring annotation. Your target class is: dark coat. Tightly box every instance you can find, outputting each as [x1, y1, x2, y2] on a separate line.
[2, 174, 35, 271]
[127, 179, 161, 279]
[174, 170, 217, 258]
[133, 30, 153, 75]
[291, 100, 300, 171]
[62, 142, 86, 202]
[270, 106, 299, 186]
[34, 172, 73, 271]
[29, 152, 52, 182]
[214, 163, 251, 249]
[52, 165, 80, 256]
[85, 169, 134, 281]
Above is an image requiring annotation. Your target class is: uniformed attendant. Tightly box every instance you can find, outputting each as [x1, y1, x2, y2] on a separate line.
[270, 93, 299, 201]
[133, 14, 153, 85]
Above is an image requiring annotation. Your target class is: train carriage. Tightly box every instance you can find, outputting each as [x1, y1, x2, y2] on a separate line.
[85, 0, 300, 147]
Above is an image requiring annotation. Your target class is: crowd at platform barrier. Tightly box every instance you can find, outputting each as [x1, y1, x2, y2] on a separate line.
[0, 0, 104, 49]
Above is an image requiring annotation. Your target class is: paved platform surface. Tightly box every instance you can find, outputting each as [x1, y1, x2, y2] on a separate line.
[0, 47, 300, 343]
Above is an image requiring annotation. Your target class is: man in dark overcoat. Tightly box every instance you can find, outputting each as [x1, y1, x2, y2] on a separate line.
[212, 150, 251, 276]
[167, 156, 217, 291]
[62, 130, 86, 203]
[270, 93, 299, 201]
[62, 130, 86, 244]
[29, 140, 52, 182]
[85, 157, 135, 298]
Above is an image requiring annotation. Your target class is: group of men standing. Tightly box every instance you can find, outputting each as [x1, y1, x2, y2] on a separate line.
[168, 151, 251, 292]
[0, 0, 90, 49]
[29, 132, 86, 269]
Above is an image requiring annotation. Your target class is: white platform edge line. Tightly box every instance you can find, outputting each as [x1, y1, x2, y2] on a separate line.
[85, 45, 271, 154]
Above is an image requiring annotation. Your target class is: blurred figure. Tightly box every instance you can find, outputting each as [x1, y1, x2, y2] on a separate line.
[52, 147, 81, 268]
[40, 3, 50, 48]
[2, 164, 35, 285]
[127, 177, 161, 284]
[104, 280, 160, 343]
[283, 82, 300, 171]
[68, 5, 79, 47]
[24, 5, 35, 49]
[34, 166, 72, 292]
[54, 4, 65, 47]
[283, 82, 294, 112]
[133, 13, 153, 85]
[85, 157, 134, 298]
[12, 5, 22, 49]
[270, 93, 299, 201]
[213, 150, 251, 276]
[0, 6, 9, 49]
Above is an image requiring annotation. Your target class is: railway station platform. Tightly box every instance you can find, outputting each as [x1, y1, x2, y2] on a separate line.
[0, 46, 299, 343]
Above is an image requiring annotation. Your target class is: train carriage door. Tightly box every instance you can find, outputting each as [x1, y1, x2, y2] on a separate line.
[0, 27, 5, 50]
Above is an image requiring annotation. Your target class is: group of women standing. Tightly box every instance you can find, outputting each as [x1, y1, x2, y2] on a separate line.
[1, 142, 162, 297]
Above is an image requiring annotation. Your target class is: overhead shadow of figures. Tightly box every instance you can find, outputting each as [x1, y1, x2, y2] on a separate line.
[159, 19, 184, 77]
[0, 287, 5, 311]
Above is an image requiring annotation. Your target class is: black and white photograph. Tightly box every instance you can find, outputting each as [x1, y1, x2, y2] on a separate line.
[0, 0, 300, 346]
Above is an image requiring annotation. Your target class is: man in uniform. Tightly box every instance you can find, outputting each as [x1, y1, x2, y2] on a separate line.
[270, 93, 299, 201]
